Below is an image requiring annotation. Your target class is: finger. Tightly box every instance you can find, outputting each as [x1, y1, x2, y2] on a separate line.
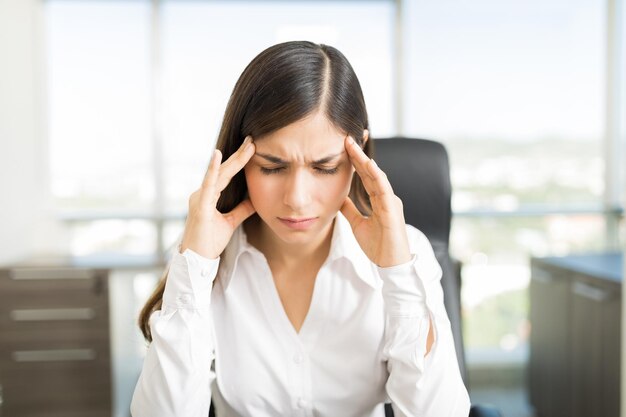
[345, 136, 390, 198]
[202, 149, 222, 190]
[216, 136, 255, 192]
[345, 135, 375, 183]
[366, 158, 395, 199]
[340, 196, 365, 229]
[344, 136, 378, 196]
[368, 191, 397, 218]
[225, 198, 257, 229]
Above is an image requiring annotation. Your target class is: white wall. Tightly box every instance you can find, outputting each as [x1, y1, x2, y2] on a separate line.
[0, 0, 69, 264]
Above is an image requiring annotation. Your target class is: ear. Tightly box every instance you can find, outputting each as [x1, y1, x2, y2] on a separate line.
[362, 129, 369, 146]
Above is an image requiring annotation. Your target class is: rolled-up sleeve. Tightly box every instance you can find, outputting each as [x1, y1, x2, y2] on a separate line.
[130, 248, 219, 417]
[378, 226, 470, 417]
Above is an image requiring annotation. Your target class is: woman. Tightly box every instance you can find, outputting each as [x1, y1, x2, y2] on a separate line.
[131, 40, 470, 417]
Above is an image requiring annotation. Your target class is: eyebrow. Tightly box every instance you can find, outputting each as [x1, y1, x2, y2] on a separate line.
[254, 152, 344, 165]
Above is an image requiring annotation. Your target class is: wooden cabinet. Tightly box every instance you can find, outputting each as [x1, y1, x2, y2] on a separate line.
[528, 263, 572, 417]
[570, 275, 621, 417]
[0, 254, 164, 417]
[528, 253, 622, 417]
[0, 266, 111, 417]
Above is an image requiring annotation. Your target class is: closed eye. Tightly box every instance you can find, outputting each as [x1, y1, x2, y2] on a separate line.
[260, 166, 285, 175]
[315, 166, 338, 175]
[259, 166, 339, 175]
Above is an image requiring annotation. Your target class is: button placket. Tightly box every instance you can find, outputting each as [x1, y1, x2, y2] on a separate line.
[290, 347, 308, 413]
[252, 257, 309, 414]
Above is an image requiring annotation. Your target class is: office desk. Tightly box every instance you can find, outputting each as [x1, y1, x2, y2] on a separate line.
[528, 252, 623, 417]
[0, 253, 165, 417]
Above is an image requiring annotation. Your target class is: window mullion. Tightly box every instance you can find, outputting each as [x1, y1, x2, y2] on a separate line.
[605, 0, 624, 249]
[150, 0, 166, 261]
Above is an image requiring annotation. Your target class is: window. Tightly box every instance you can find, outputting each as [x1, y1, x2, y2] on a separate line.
[46, 1, 153, 212]
[453, 214, 606, 363]
[405, 0, 606, 210]
[402, 0, 612, 365]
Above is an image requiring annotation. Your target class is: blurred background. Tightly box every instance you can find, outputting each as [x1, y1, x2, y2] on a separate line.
[0, 0, 625, 416]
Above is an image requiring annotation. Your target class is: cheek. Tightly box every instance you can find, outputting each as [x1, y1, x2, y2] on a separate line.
[323, 170, 354, 201]
[244, 168, 291, 216]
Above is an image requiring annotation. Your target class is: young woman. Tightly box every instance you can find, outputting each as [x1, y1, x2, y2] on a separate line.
[131, 40, 470, 417]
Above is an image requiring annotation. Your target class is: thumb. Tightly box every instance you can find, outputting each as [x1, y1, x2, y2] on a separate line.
[340, 196, 363, 229]
[227, 198, 256, 229]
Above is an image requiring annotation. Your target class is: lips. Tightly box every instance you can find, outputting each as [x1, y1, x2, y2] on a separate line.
[279, 217, 317, 223]
[278, 217, 318, 230]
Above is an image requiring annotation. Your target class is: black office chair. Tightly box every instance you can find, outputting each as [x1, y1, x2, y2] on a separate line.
[374, 137, 502, 417]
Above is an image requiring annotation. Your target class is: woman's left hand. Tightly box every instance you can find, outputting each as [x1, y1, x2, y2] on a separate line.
[340, 134, 412, 268]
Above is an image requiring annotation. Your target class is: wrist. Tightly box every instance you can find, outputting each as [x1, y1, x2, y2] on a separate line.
[377, 252, 414, 269]
[377, 247, 412, 268]
[179, 240, 220, 260]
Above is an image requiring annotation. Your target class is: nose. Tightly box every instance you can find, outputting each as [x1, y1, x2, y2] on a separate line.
[283, 168, 313, 211]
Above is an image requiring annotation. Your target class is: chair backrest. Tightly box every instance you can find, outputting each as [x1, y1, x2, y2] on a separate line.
[373, 137, 467, 384]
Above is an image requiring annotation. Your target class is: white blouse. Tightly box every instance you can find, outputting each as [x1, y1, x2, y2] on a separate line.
[130, 212, 470, 417]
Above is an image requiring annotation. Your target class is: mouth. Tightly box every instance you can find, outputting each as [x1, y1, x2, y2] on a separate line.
[278, 217, 318, 230]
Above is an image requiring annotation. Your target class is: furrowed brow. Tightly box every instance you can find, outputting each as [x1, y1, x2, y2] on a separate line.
[255, 153, 286, 164]
[255, 152, 343, 164]
[313, 152, 344, 164]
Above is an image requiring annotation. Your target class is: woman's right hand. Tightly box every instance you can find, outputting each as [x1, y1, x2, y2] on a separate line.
[179, 136, 257, 260]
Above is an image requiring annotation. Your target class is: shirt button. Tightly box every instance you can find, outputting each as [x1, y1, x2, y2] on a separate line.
[177, 294, 191, 305]
[293, 353, 304, 364]
[200, 267, 210, 277]
[297, 398, 308, 408]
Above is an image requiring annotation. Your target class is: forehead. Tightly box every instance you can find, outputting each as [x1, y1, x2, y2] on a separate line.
[254, 112, 346, 156]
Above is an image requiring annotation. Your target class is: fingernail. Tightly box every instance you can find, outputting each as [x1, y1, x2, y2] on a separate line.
[243, 136, 252, 150]
[347, 136, 355, 144]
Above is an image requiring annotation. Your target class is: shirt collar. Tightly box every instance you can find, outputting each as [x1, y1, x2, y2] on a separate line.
[217, 211, 379, 291]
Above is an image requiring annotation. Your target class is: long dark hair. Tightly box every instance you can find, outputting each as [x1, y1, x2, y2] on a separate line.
[139, 40, 374, 341]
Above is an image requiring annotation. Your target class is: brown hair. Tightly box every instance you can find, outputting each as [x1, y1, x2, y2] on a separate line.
[139, 40, 374, 342]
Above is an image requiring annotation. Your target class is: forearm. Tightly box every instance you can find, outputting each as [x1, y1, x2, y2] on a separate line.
[131, 250, 219, 417]
[379, 237, 469, 416]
